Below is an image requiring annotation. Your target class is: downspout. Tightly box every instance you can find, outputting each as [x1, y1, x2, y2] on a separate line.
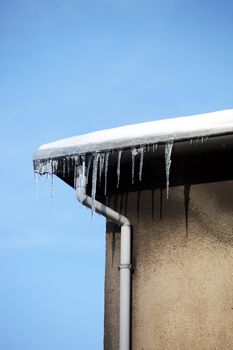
[75, 167, 132, 350]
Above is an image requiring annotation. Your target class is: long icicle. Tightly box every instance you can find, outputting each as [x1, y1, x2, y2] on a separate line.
[73, 155, 80, 189]
[62, 158, 65, 177]
[86, 155, 92, 185]
[117, 150, 122, 188]
[51, 159, 58, 202]
[82, 155, 87, 201]
[81, 154, 86, 178]
[98, 153, 105, 186]
[77, 155, 87, 205]
[67, 156, 70, 175]
[131, 148, 137, 184]
[91, 153, 100, 213]
[165, 141, 173, 199]
[139, 146, 144, 181]
[104, 152, 110, 195]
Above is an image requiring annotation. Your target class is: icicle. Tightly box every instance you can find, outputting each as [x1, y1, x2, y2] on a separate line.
[73, 159, 76, 188]
[99, 153, 105, 186]
[91, 153, 100, 213]
[33, 158, 60, 201]
[139, 146, 144, 181]
[47, 159, 51, 173]
[76, 162, 87, 205]
[73, 155, 80, 189]
[165, 141, 173, 199]
[52, 159, 56, 172]
[62, 158, 66, 177]
[190, 139, 193, 145]
[131, 148, 138, 184]
[117, 150, 122, 188]
[67, 157, 70, 175]
[50, 159, 58, 202]
[81, 154, 86, 179]
[71, 157, 74, 172]
[184, 184, 191, 236]
[86, 155, 92, 185]
[104, 152, 110, 195]
[45, 172, 49, 191]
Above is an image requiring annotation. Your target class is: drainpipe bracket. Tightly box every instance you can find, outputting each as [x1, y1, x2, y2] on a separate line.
[118, 264, 133, 271]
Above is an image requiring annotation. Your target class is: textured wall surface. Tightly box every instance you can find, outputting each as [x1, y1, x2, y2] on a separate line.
[104, 181, 233, 350]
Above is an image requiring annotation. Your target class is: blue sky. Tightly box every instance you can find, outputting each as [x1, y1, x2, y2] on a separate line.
[0, 1, 233, 349]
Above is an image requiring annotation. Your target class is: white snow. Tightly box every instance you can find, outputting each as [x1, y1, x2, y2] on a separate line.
[34, 109, 233, 160]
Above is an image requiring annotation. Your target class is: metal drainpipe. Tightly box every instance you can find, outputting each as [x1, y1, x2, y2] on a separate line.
[75, 167, 132, 350]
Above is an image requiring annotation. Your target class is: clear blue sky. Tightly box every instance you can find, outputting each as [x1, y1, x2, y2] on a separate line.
[1, 1, 233, 349]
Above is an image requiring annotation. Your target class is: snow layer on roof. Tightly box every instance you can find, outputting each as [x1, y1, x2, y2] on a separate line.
[34, 109, 233, 160]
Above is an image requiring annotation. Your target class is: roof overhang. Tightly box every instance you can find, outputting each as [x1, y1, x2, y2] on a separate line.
[33, 109, 233, 198]
[34, 109, 233, 160]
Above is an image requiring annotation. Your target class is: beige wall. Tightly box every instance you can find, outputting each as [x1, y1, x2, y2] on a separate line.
[104, 181, 233, 350]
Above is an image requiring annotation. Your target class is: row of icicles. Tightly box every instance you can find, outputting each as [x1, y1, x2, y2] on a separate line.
[33, 142, 175, 209]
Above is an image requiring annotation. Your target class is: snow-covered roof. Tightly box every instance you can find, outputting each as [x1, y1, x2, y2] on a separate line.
[34, 109, 233, 161]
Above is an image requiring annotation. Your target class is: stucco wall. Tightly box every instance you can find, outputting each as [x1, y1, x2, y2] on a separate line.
[104, 181, 233, 350]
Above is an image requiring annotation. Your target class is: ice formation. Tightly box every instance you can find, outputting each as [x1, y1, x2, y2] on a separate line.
[99, 153, 105, 186]
[165, 141, 174, 199]
[91, 153, 99, 213]
[131, 148, 138, 184]
[104, 152, 110, 195]
[139, 146, 144, 181]
[33, 109, 233, 208]
[117, 150, 122, 188]
[86, 155, 92, 185]
[33, 109, 233, 234]
[33, 140, 177, 209]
